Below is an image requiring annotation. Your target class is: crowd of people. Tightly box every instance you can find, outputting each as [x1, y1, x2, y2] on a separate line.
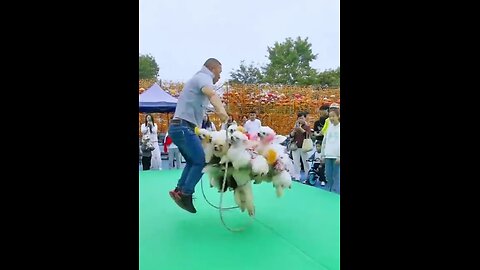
[139, 103, 340, 194]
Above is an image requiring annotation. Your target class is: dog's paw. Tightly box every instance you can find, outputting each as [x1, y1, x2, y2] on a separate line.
[248, 206, 255, 216]
[275, 187, 284, 198]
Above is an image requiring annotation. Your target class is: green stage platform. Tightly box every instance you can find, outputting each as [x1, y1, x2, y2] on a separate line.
[139, 170, 340, 270]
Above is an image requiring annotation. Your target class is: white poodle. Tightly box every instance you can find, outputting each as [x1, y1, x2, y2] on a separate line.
[257, 126, 287, 145]
[196, 128, 214, 163]
[220, 131, 251, 170]
[271, 170, 292, 198]
[250, 154, 270, 184]
[234, 180, 255, 216]
[203, 163, 234, 192]
[211, 130, 229, 159]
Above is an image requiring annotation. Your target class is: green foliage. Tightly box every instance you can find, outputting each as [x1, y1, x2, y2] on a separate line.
[228, 37, 340, 87]
[139, 54, 159, 80]
[230, 60, 264, 84]
[262, 37, 319, 85]
[317, 67, 340, 87]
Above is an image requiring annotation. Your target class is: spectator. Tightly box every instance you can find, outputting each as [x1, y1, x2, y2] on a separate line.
[313, 105, 330, 142]
[164, 131, 182, 169]
[140, 135, 155, 171]
[289, 112, 312, 182]
[309, 140, 327, 186]
[241, 115, 248, 125]
[140, 114, 162, 170]
[244, 111, 262, 138]
[201, 114, 217, 131]
[221, 115, 237, 130]
[321, 108, 340, 194]
[321, 103, 340, 136]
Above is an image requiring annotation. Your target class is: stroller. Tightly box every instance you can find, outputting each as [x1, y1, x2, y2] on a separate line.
[305, 157, 327, 186]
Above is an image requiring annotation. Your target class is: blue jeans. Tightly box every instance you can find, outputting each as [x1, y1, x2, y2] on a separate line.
[168, 122, 205, 195]
[324, 158, 340, 194]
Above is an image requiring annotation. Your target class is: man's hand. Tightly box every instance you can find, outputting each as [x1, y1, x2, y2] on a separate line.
[335, 158, 340, 164]
[219, 113, 228, 123]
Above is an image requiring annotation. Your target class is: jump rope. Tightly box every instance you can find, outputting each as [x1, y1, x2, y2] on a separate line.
[200, 83, 254, 232]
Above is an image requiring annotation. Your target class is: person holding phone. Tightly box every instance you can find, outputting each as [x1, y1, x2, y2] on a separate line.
[289, 112, 312, 182]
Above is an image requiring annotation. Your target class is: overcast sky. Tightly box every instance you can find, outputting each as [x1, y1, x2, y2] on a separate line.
[140, 0, 339, 83]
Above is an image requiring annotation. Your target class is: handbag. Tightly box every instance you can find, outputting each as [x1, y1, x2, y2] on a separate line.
[302, 132, 313, 152]
[288, 140, 298, 151]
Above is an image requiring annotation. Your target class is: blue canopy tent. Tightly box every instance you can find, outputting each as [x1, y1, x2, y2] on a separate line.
[139, 83, 178, 113]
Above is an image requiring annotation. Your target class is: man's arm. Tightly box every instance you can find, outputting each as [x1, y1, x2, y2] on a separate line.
[202, 86, 228, 122]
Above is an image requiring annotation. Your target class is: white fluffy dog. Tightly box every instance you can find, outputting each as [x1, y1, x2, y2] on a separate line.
[257, 126, 287, 146]
[204, 125, 291, 212]
[257, 143, 293, 188]
[271, 170, 292, 197]
[232, 167, 251, 186]
[220, 131, 251, 170]
[261, 142, 287, 167]
[234, 181, 255, 216]
[226, 124, 246, 143]
[251, 154, 270, 184]
[211, 130, 229, 159]
[220, 132, 256, 216]
[275, 147, 295, 175]
[196, 128, 214, 163]
[203, 163, 234, 192]
[226, 124, 239, 136]
[269, 145, 294, 197]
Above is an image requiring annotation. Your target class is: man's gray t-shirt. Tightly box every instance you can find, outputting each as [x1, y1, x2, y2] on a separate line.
[174, 66, 214, 127]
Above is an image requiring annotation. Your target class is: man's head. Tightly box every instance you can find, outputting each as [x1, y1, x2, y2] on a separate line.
[204, 58, 222, 84]
[329, 108, 340, 124]
[249, 111, 257, 121]
[329, 103, 340, 112]
[319, 105, 329, 117]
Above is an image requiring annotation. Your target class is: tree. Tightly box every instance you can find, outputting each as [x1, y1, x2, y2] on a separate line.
[139, 54, 159, 80]
[317, 67, 340, 87]
[229, 60, 264, 84]
[262, 37, 318, 85]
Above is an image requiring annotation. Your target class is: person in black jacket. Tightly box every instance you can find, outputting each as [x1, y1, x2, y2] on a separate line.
[313, 105, 330, 143]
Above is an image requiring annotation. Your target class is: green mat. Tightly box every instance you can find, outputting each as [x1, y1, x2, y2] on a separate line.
[139, 170, 340, 270]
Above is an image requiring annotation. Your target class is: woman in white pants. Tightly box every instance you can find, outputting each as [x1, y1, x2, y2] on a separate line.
[289, 112, 312, 182]
[321, 108, 340, 194]
[140, 114, 162, 170]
